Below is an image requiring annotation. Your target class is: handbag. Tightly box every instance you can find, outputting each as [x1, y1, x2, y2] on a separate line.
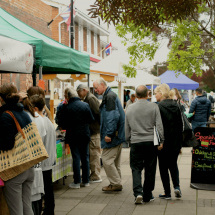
[0, 111, 49, 181]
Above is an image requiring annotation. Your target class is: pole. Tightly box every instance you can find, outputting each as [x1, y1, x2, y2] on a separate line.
[87, 74, 90, 88]
[32, 65, 37, 86]
[39, 66, 43, 80]
[70, 0, 74, 48]
[157, 65, 158, 77]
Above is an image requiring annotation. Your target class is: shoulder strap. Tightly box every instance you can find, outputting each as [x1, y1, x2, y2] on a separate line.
[4, 111, 25, 139]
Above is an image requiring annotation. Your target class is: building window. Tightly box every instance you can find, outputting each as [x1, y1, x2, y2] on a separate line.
[87, 30, 91, 53]
[94, 33, 97, 55]
[79, 25, 83, 52]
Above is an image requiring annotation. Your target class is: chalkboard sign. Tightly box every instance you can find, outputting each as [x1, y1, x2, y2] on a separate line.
[191, 127, 215, 187]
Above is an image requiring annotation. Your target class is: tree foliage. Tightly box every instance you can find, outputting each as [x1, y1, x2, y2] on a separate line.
[88, 0, 208, 28]
[115, 2, 215, 78]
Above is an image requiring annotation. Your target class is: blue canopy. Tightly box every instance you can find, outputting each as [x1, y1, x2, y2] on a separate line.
[159, 70, 199, 90]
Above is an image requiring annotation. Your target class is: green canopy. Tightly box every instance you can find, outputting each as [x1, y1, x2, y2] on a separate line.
[0, 8, 90, 74]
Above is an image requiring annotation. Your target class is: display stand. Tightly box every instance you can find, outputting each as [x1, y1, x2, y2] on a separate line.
[190, 127, 215, 191]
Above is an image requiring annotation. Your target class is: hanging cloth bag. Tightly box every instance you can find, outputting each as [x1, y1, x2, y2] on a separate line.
[0, 111, 49, 181]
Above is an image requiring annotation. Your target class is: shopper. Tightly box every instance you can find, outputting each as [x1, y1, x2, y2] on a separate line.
[30, 95, 56, 215]
[125, 94, 136, 111]
[189, 88, 211, 131]
[125, 85, 164, 204]
[19, 92, 46, 215]
[93, 78, 125, 191]
[61, 86, 94, 188]
[0, 83, 34, 215]
[155, 83, 183, 200]
[76, 84, 102, 183]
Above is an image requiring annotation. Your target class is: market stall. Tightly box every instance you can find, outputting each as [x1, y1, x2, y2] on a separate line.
[159, 70, 199, 105]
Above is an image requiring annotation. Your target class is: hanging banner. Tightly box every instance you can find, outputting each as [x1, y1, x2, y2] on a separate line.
[0, 36, 33, 73]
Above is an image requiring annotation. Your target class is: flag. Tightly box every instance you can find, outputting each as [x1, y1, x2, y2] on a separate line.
[105, 42, 112, 55]
[60, 2, 76, 31]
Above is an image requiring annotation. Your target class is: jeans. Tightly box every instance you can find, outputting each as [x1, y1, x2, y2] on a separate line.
[158, 149, 180, 195]
[3, 168, 34, 215]
[130, 142, 157, 201]
[32, 199, 42, 215]
[70, 142, 90, 184]
[42, 170, 55, 215]
[192, 120, 207, 132]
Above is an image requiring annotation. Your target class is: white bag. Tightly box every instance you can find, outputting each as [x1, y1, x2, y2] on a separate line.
[154, 126, 160, 146]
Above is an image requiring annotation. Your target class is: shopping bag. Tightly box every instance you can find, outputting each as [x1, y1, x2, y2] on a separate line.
[65, 144, 71, 155]
[0, 178, 4, 187]
[0, 111, 49, 181]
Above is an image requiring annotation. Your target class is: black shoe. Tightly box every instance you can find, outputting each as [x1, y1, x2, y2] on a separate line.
[159, 194, 171, 200]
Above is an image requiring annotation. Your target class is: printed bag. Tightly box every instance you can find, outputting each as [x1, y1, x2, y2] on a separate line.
[0, 111, 49, 181]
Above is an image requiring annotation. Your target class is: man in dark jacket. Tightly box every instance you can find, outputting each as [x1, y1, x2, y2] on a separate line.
[77, 84, 102, 183]
[189, 88, 211, 132]
[93, 78, 125, 191]
[62, 86, 94, 189]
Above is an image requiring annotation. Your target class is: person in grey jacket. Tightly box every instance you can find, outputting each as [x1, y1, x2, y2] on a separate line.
[125, 85, 164, 204]
[93, 78, 125, 192]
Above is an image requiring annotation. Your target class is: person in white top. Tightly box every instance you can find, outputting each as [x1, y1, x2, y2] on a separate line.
[19, 92, 46, 215]
[30, 94, 56, 215]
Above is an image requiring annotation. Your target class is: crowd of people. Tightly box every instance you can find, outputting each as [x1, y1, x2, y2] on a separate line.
[0, 78, 212, 214]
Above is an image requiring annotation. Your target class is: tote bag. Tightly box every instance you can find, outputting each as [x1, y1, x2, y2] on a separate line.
[0, 111, 49, 181]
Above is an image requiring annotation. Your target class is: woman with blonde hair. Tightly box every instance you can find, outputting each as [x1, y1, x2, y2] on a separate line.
[155, 84, 183, 200]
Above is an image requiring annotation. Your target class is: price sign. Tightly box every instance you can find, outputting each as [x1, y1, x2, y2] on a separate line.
[191, 127, 215, 187]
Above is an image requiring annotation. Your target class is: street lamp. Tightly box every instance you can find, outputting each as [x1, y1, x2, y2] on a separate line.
[156, 64, 166, 77]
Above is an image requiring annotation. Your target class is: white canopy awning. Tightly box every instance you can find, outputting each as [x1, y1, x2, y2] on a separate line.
[0, 35, 33, 73]
[90, 51, 127, 83]
[109, 70, 161, 88]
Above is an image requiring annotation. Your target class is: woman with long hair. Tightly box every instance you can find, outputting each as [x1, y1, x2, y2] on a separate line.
[27, 87, 53, 122]
[0, 83, 34, 215]
[155, 84, 183, 200]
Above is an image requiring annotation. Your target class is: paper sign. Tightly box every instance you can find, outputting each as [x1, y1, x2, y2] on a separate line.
[56, 143, 63, 158]
[38, 80, 45, 90]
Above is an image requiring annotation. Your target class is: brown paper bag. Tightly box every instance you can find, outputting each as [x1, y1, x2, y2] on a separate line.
[0, 187, 10, 215]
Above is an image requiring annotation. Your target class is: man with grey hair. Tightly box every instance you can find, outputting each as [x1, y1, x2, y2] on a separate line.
[125, 85, 164, 204]
[93, 78, 125, 192]
[61, 86, 95, 189]
[76, 84, 102, 183]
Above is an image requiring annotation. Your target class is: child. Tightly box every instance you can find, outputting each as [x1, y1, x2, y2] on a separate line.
[30, 95, 56, 215]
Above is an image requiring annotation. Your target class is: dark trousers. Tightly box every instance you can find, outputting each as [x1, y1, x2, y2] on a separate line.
[130, 142, 157, 201]
[32, 199, 42, 215]
[42, 170, 55, 215]
[158, 149, 180, 195]
[70, 142, 90, 184]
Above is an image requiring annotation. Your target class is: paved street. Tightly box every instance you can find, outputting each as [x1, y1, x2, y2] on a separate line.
[53, 148, 215, 215]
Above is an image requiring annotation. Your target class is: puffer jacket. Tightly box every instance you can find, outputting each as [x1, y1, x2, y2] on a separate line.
[100, 87, 125, 149]
[63, 97, 95, 144]
[189, 96, 211, 122]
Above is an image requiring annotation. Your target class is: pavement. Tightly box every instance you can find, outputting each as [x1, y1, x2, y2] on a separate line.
[53, 147, 215, 215]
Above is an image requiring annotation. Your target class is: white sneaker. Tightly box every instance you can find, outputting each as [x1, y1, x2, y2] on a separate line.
[80, 183, 90, 187]
[134, 195, 143, 204]
[89, 179, 103, 183]
[69, 182, 80, 189]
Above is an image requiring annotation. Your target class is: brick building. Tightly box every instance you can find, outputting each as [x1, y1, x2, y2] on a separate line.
[0, 0, 112, 93]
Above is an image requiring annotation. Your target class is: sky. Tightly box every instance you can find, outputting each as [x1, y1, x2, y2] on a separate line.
[54, 0, 170, 72]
